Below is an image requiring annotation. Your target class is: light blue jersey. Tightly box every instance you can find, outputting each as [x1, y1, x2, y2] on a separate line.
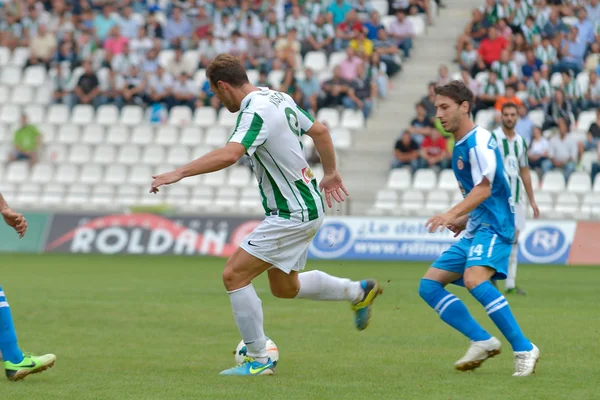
[453, 125, 516, 244]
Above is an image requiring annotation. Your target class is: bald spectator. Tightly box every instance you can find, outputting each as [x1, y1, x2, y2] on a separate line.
[27, 24, 57, 69]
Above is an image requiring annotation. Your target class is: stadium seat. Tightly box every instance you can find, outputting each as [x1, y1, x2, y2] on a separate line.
[16, 183, 42, 207]
[474, 109, 494, 128]
[115, 185, 139, 207]
[71, 104, 95, 125]
[30, 163, 54, 184]
[413, 168, 438, 191]
[158, 49, 175, 68]
[331, 127, 352, 149]
[400, 190, 425, 214]
[57, 124, 81, 144]
[437, 168, 459, 192]
[550, 72, 563, 88]
[304, 52, 328, 73]
[23, 104, 45, 123]
[194, 69, 207, 88]
[373, 189, 398, 213]
[131, 125, 155, 145]
[38, 123, 56, 142]
[106, 125, 130, 145]
[316, 108, 340, 128]
[580, 151, 598, 172]
[169, 106, 193, 125]
[129, 165, 152, 185]
[227, 166, 252, 187]
[180, 173, 202, 188]
[474, 71, 489, 84]
[328, 51, 347, 71]
[267, 70, 284, 89]
[381, 15, 396, 31]
[104, 164, 129, 184]
[180, 126, 204, 146]
[534, 191, 554, 214]
[91, 184, 115, 207]
[11, 85, 34, 105]
[554, 192, 579, 217]
[166, 146, 190, 165]
[5, 162, 29, 183]
[407, 15, 425, 36]
[23, 65, 46, 87]
[528, 170, 540, 189]
[567, 172, 592, 194]
[68, 144, 92, 164]
[372, 0, 389, 16]
[55, 164, 79, 184]
[205, 126, 228, 147]
[96, 104, 119, 125]
[44, 143, 68, 163]
[341, 109, 365, 129]
[120, 105, 143, 126]
[194, 107, 217, 127]
[0, 66, 22, 86]
[10, 47, 29, 67]
[214, 187, 238, 209]
[425, 191, 449, 213]
[47, 104, 70, 124]
[580, 193, 600, 215]
[34, 84, 53, 105]
[386, 168, 412, 190]
[0, 47, 10, 66]
[142, 145, 166, 165]
[541, 170, 566, 193]
[79, 164, 104, 184]
[65, 184, 90, 207]
[594, 174, 600, 192]
[93, 144, 117, 165]
[246, 69, 259, 85]
[165, 185, 190, 206]
[117, 145, 141, 165]
[81, 125, 105, 144]
[41, 183, 66, 207]
[192, 145, 214, 159]
[0, 104, 21, 124]
[204, 169, 227, 187]
[0, 86, 9, 103]
[217, 108, 238, 128]
[576, 71, 589, 93]
[189, 187, 214, 208]
[577, 110, 596, 132]
[155, 125, 180, 145]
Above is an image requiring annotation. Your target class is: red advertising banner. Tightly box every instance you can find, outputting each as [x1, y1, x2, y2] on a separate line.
[569, 221, 600, 266]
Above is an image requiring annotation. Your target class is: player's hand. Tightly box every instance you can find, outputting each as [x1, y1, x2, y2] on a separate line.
[150, 170, 184, 194]
[531, 201, 540, 219]
[319, 171, 349, 208]
[446, 215, 468, 237]
[1, 208, 27, 238]
[426, 212, 456, 234]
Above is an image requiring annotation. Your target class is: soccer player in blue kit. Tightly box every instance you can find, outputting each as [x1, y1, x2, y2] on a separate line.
[420, 81, 540, 377]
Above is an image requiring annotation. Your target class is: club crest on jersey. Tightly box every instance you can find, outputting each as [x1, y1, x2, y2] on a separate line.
[457, 157, 464, 170]
[302, 167, 314, 183]
[487, 136, 498, 150]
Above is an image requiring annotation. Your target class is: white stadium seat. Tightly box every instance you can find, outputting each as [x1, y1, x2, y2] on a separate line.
[267, 70, 284, 90]
[541, 170, 566, 193]
[91, 184, 114, 207]
[131, 125, 155, 145]
[331, 127, 352, 149]
[23, 104, 45, 123]
[57, 124, 81, 144]
[16, 183, 42, 207]
[106, 125, 130, 145]
[158, 49, 175, 68]
[373, 189, 398, 212]
[407, 15, 425, 36]
[577, 110, 596, 132]
[567, 172, 592, 194]
[79, 164, 104, 184]
[11, 47, 29, 67]
[217, 108, 239, 128]
[527, 109, 545, 127]
[104, 164, 129, 185]
[194, 107, 217, 127]
[0, 47, 10, 66]
[576, 71, 589, 94]
[194, 69, 207, 88]
[0, 104, 20, 124]
[0, 66, 22, 86]
[118, 145, 141, 165]
[31, 163, 54, 184]
[437, 168, 459, 192]
[181, 173, 202, 188]
[425, 191, 449, 213]
[44, 144, 68, 163]
[54, 164, 79, 184]
[165, 185, 189, 206]
[227, 166, 252, 187]
[129, 165, 152, 185]
[142, 145, 166, 165]
[203, 169, 227, 187]
[386, 168, 411, 190]
[71, 104, 95, 125]
[169, 106, 193, 125]
[341, 109, 365, 130]
[205, 126, 228, 147]
[120, 105, 143, 126]
[580, 151, 597, 173]
[5, 162, 29, 183]
[534, 191, 554, 214]
[372, 0, 389, 16]
[550, 72, 563, 88]
[180, 126, 204, 146]
[155, 125, 179, 145]
[189, 187, 214, 208]
[192, 145, 214, 159]
[381, 15, 396, 31]
[11, 85, 34, 105]
[167, 146, 190, 165]
[34, 84, 53, 105]
[580, 193, 600, 214]
[41, 183, 65, 207]
[316, 108, 340, 128]
[47, 104, 70, 124]
[593, 174, 600, 192]
[93, 144, 117, 165]
[65, 184, 90, 207]
[303, 52, 328, 73]
[554, 192, 579, 217]
[0, 86, 9, 103]
[413, 168, 437, 191]
[81, 125, 105, 144]
[475, 109, 494, 128]
[68, 144, 92, 164]
[528, 170, 540, 189]
[115, 186, 139, 207]
[214, 187, 238, 209]
[95, 104, 119, 125]
[328, 51, 347, 71]
[401, 190, 425, 213]
[23, 65, 46, 86]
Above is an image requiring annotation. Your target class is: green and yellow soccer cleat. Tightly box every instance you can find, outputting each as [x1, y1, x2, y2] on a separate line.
[4, 353, 56, 381]
[352, 280, 383, 331]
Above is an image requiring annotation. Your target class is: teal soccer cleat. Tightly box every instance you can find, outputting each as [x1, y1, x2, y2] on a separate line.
[352, 279, 383, 331]
[219, 357, 275, 376]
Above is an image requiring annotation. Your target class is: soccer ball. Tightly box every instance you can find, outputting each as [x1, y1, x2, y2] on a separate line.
[234, 337, 279, 366]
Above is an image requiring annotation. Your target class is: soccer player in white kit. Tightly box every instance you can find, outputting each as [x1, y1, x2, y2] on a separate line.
[492, 102, 540, 295]
[150, 54, 383, 376]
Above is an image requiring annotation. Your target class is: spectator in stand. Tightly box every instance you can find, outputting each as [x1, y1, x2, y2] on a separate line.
[528, 126, 550, 171]
[229, 31, 249, 66]
[141, 48, 160, 74]
[146, 13, 164, 41]
[592, 143, 600, 185]
[535, 36, 558, 69]
[364, 11, 384, 40]
[54, 41, 77, 67]
[392, 129, 421, 170]
[526, 70, 552, 109]
[458, 41, 478, 73]
[103, 68, 125, 109]
[275, 28, 301, 69]
[343, 63, 377, 119]
[71, 60, 102, 109]
[436, 64, 451, 86]
[165, 7, 192, 49]
[420, 127, 449, 170]
[372, 28, 402, 76]
[521, 16, 541, 45]
[214, 12, 237, 40]
[408, 102, 433, 144]
[52, 65, 70, 105]
[367, 52, 389, 98]
[353, 0, 374, 21]
[198, 80, 221, 111]
[171, 72, 197, 110]
[280, 67, 302, 104]
[94, 5, 117, 43]
[238, 13, 262, 40]
[478, 26, 508, 68]
[256, 70, 269, 87]
[473, 71, 505, 115]
[130, 26, 153, 59]
[120, 65, 146, 106]
[118, 6, 139, 40]
[542, 88, 573, 131]
[0, 13, 25, 50]
[145, 66, 174, 108]
[586, 0, 600, 22]
[110, 42, 138, 74]
[27, 24, 57, 69]
[328, 0, 353, 26]
[480, 0, 502, 26]
[515, 103, 534, 144]
[494, 85, 522, 111]
[585, 70, 600, 109]
[585, 108, 600, 151]
[298, 68, 321, 114]
[350, 27, 374, 57]
[496, 18, 512, 41]
[304, 14, 335, 55]
[455, 9, 490, 61]
[388, 10, 414, 59]
[322, 66, 350, 108]
[542, 9, 569, 39]
[420, 82, 437, 118]
[247, 36, 275, 72]
[286, 6, 310, 42]
[7, 114, 42, 167]
[491, 49, 519, 87]
[561, 70, 583, 117]
[555, 26, 585, 76]
[104, 26, 128, 57]
[575, 8, 594, 45]
[198, 32, 219, 68]
[544, 118, 578, 180]
[461, 69, 480, 101]
[264, 10, 286, 44]
[338, 47, 363, 80]
[335, 9, 363, 51]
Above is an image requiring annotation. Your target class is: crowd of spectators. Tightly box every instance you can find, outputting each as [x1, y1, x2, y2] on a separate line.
[0, 0, 433, 122]
[392, 0, 600, 185]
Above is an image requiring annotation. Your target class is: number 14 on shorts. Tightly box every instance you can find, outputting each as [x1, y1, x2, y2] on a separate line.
[468, 244, 485, 260]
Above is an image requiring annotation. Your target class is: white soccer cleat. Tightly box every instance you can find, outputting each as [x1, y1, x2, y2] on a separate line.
[455, 337, 502, 371]
[513, 343, 540, 377]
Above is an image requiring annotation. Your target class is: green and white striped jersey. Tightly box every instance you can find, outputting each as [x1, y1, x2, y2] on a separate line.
[562, 79, 583, 101]
[492, 127, 529, 204]
[228, 87, 325, 222]
[527, 78, 552, 101]
[491, 60, 519, 82]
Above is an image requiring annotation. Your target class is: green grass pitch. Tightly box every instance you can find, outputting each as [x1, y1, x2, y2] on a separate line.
[1, 253, 599, 400]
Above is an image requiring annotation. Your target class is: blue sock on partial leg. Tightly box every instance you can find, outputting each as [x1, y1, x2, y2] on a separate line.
[419, 279, 491, 342]
[0, 286, 24, 364]
[469, 281, 533, 352]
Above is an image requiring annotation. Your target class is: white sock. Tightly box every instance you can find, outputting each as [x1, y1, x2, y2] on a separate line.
[506, 243, 518, 289]
[295, 270, 363, 302]
[228, 284, 268, 363]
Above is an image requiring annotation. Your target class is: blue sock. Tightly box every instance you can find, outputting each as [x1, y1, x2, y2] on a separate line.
[469, 281, 533, 352]
[0, 286, 24, 363]
[419, 279, 491, 342]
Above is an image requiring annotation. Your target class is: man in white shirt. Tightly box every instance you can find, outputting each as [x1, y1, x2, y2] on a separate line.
[285, 6, 310, 41]
[545, 118, 579, 180]
[146, 66, 174, 106]
[388, 10, 414, 59]
[171, 72, 197, 110]
[118, 6, 139, 39]
[213, 12, 237, 39]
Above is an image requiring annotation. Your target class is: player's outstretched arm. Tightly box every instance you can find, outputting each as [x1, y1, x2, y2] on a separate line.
[150, 143, 246, 193]
[0, 193, 28, 238]
[520, 166, 540, 219]
[305, 121, 349, 207]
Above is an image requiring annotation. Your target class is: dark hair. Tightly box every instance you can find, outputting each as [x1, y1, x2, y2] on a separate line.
[434, 80, 473, 112]
[206, 54, 249, 88]
[501, 102, 518, 113]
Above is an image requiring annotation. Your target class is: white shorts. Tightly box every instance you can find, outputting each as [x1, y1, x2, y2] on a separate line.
[240, 215, 324, 274]
[514, 203, 525, 232]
